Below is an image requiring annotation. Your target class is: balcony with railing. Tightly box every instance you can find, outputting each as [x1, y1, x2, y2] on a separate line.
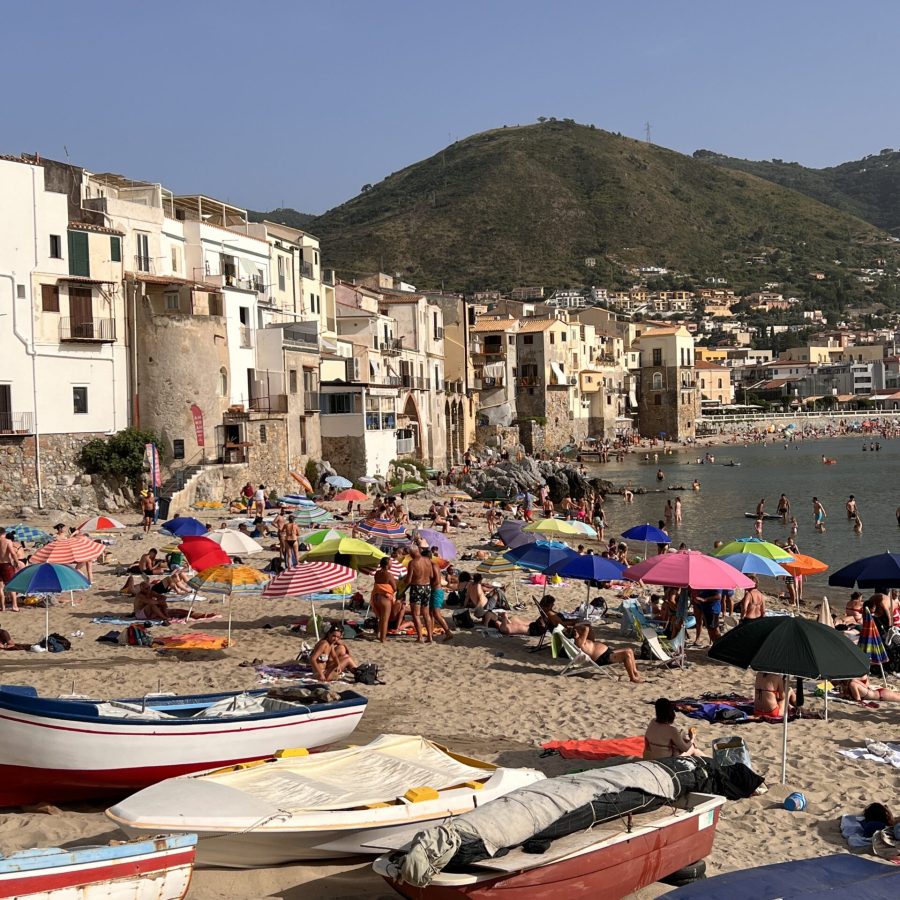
[396, 436, 416, 455]
[59, 317, 116, 342]
[380, 338, 402, 355]
[0, 411, 34, 435]
[515, 376, 543, 388]
[401, 375, 431, 391]
[443, 379, 464, 394]
[134, 255, 154, 274]
[304, 391, 320, 412]
[249, 394, 288, 413]
[239, 325, 253, 349]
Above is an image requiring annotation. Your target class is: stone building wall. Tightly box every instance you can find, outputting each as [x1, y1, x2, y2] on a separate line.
[637, 366, 699, 440]
[321, 435, 367, 479]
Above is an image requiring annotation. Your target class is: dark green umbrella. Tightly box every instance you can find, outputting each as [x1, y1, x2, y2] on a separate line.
[708, 616, 869, 783]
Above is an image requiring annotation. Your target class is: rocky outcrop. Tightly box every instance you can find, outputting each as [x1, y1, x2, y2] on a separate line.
[457, 458, 615, 503]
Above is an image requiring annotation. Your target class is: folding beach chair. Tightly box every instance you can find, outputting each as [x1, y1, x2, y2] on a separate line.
[551, 625, 616, 679]
[621, 598, 664, 638]
[528, 598, 555, 653]
[634, 619, 688, 670]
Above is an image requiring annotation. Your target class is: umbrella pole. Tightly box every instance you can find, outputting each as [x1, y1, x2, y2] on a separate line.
[311, 599, 320, 639]
[45, 599, 50, 645]
[824, 686, 829, 722]
[227, 603, 233, 647]
[879, 661, 888, 687]
[781, 674, 789, 785]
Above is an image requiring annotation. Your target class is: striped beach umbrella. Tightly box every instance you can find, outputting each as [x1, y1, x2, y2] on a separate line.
[278, 494, 318, 508]
[31, 534, 105, 565]
[356, 518, 409, 547]
[291, 506, 333, 527]
[4, 563, 90, 644]
[76, 515, 125, 532]
[325, 475, 353, 490]
[189, 564, 271, 646]
[360, 558, 408, 579]
[477, 554, 520, 575]
[859, 611, 889, 683]
[4, 524, 52, 545]
[263, 562, 355, 597]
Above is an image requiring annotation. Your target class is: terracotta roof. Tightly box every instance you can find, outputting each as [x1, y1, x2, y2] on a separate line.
[516, 319, 560, 333]
[471, 317, 517, 333]
[128, 273, 209, 289]
[694, 360, 728, 370]
[69, 221, 124, 236]
[639, 326, 682, 336]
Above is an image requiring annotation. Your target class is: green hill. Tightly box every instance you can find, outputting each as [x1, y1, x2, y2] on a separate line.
[305, 121, 897, 294]
[698, 148, 900, 235]
[248, 207, 316, 230]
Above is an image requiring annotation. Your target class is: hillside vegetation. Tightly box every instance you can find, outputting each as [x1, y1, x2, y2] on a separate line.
[301, 121, 896, 293]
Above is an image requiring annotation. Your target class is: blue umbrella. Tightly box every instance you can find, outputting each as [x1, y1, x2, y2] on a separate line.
[495, 520, 537, 550]
[326, 475, 353, 490]
[4, 524, 52, 545]
[621, 523, 671, 543]
[4, 563, 91, 644]
[719, 553, 789, 578]
[545, 554, 626, 610]
[828, 552, 900, 588]
[503, 540, 577, 573]
[161, 516, 207, 537]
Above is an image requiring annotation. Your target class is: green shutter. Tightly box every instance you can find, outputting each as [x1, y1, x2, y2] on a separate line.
[68, 231, 90, 277]
[110, 236, 121, 262]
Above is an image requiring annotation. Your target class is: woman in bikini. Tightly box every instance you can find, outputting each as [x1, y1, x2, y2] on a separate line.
[371, 557, 397, 643]
[643, 698, 700, 761]
[839, 675, 900, 703]
[754, 671, 795, 717]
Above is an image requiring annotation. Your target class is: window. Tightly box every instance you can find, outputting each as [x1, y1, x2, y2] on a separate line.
[523, 335, 534, 345]
[72, 386, 88, 414]
[208, 293, 223, 316]
[507, 335, 513, 344]
[110, 236, 121, 263]
[278, 255, 285, 291]
[68, 231, 90, 277]
[652, 372, 663, 390]
[322, 393, 356, 414]
[652, 348, 662, 366]
[171, 245, 180, 272]
[259, 424, 267, 444]
[239, 306, 249, 326]
[135, 233, 150, 272]
[218, 367, 228, 397]
[298, 417, 308, 455]
[561, 332, 567, 341]
[50, 235, 62, 259]
[654, 395, 662, 405]
[16, 284, 25, 299]
[289, 369, 298, 393]
[163, 292, 179, 311]
[549, 333, 555, 345]
[717, 378, 723, 389]
[41, 284, 60, 312]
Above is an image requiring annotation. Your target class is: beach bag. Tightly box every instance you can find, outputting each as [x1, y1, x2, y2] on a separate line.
[712, 736, 753, 771]
[41, 633, 71, 653]
[354, 663, 383, 685]
[453, 609, 476, 629]
[125, 624, 152, 647]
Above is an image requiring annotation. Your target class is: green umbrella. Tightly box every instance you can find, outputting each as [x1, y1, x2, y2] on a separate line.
[714, 539, 793, 562]
[300, 528, 344, 546]
[709, 616, 869, 783]
[390, 482, 424, 493]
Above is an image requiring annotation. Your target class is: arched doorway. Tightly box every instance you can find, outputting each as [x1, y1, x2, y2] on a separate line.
[401, 394, 421, 458]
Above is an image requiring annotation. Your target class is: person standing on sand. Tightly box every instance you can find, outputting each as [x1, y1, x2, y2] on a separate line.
[0, 529, 21, 612]
[424, 548, 453, 643]
[740, 575, 766, 622]
[371, 557, 397, 643]
[140, 492, 155, 534]
[405, 545, 432, 643]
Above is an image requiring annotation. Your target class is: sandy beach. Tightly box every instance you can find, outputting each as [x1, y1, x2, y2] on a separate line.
[0, 496, 896, 899]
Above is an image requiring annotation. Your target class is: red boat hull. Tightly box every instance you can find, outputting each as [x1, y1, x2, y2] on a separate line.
[381, 806, 721, 900]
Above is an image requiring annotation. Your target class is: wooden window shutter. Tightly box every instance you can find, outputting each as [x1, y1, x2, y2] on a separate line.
[41, 284, 60, 312]
[68, 231, 90, 277]
[110, 236, 121, 262]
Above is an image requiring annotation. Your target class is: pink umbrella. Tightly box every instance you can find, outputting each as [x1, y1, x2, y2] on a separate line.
[31, 535, 105, 565]
[623, 550, 754, 590]
[262, 561, 356, 638]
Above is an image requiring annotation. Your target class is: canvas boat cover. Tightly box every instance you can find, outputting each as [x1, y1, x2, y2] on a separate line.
[198, 734, 492, 813]
[399, 760, 677, 886]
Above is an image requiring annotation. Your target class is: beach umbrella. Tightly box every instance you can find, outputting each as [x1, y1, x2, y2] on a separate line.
[719, 553, 790, 578]
[569, 521, 599, 538]
[545, 554, 626, 613]
[495, 520, 530, 547]
[302, 536, 386, 569]
[361, 558, 407, 579]
[325, 475, 353, 490]
[289, 470, 314, 494]
[161, 516, 207, 537]
[858, 610, 890, 686]
[621, 523, 671, 560]
[203, 529, 264, 556]
[4, 524, 52, 545]
[301, 528, 344, 546]
[188, 564, 270, 645]
[4, 563, 90, 644]
[76, 515, 125, 532]
[714, 539, 793, 562]
[708, 616, 870, 782]
[816, 596, 835, 630]
[781, 553, 828, 577]
[477, 554, 520, 576]
[263, 561, 356, 637]
[392, 482, 424, 493]
[291, 506, 333, 527]
[31, 534, 104, 565]
[441, 490, 472, 501]
[278, 494, 318, 508]
[334, 489, 367, 502]
[522, 519, 584, 537]
[177, 537, 231, 572]
[623, 550, 754, 591]
[413, 529, 457, 560]
[503, 540, 577, 573]
[356, 518, 409, 547]
[358, 476, 381, 485]
[828, 552, 900, 588]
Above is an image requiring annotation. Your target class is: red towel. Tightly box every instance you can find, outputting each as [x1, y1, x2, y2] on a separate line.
[542, 737, 646, 760]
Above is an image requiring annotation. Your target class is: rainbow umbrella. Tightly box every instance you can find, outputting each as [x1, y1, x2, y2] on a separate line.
[858, 610, 889, 685]
[522, 519, 584, 537]
[4, 562, 90, 644]
[714, 539, 793, 562]
[263, 561, 356, 637]
[76, 515, 125, 532]
[31, 535, 105, 565]
[356, 518, 409, 547]
[188, 564, 270, 645]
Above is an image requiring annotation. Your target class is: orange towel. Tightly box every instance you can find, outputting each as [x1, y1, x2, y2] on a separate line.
[541, 737, 647, 760]
[152, 632, 229, 650]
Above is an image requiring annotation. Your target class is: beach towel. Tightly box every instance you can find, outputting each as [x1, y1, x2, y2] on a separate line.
[675, 693, 815, 723]
[541, 737, 647, 760]
[254, 661, 315, 681]
[838, 741, 900, 769]
[152, 632, 229, 651]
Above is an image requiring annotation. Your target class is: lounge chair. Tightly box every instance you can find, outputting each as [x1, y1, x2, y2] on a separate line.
[633, 619, 688, 670]
[551, 625, 616, 679]
[620, 599, 664, 638]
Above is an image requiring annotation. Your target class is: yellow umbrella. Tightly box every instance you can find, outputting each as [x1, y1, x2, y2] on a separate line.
[302, 537, 386, 569]
[188, 564, 270, 645]
[522, 519, 583, 536]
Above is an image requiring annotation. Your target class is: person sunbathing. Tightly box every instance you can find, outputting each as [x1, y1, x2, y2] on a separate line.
[310, 625, 358, 682]
[480, 609, 532, 634]
[643, 698, 700, 760]
[573, 623, 642, 682]
[839, 675, 900, 703]
[132, 582, 171, 623]
[754, 671, 795, 717]
[128, 549, 166, 576]
[0, 628, 19, 650]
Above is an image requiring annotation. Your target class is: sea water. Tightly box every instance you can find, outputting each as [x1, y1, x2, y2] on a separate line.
[587, 436, 899, 595]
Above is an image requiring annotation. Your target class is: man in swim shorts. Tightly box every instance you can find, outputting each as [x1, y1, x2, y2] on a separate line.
[405, 545, 432, 643]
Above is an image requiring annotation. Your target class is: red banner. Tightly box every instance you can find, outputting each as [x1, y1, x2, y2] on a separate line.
[190, 404, 205, 447]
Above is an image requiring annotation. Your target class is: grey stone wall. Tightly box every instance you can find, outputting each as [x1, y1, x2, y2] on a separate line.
[321, 435, 367, 481]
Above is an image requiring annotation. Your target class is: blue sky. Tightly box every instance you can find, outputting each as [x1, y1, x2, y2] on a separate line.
[3, 1, 897, 213]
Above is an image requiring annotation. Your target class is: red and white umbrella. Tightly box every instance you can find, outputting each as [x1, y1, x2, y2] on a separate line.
[76, 515, 125, 532]
[360, 559, 407, 579]
[263, 561, 356, 638]
[31, 534, 105, 565]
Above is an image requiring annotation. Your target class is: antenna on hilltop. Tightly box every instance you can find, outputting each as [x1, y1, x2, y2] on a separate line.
[644, 122, 652, 145]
